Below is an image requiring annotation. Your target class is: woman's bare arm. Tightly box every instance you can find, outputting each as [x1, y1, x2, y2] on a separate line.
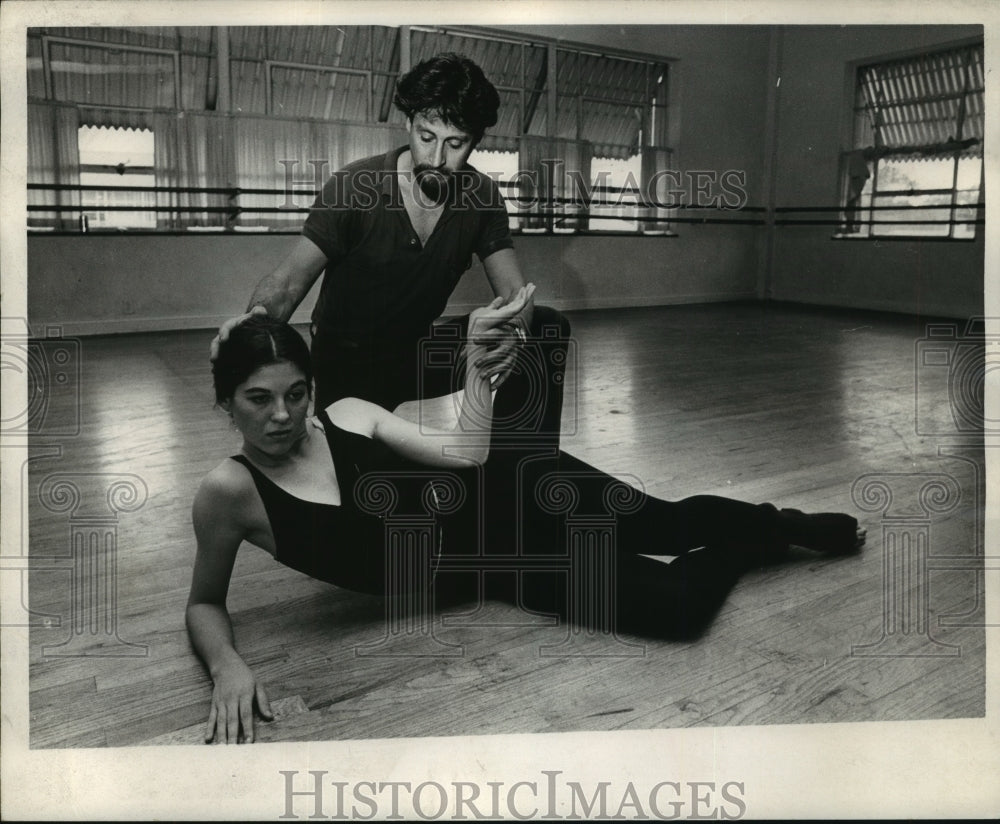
[186, 467, 273, 743]
[327, 286, 535, 468]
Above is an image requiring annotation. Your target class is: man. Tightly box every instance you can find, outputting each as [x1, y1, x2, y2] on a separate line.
[218, 52, 569, 439]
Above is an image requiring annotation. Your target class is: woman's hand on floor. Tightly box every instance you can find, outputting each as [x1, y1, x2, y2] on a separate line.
[205, 658, 274, 744]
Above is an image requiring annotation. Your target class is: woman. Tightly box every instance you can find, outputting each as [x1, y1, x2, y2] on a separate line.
[187, 285, 865, 744]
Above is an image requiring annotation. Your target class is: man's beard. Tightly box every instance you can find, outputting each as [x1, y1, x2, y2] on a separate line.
[413, 165, 451, 206]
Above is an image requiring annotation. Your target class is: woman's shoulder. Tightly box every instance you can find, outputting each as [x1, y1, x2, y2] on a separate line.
[192, 458, 262, 556]
[194, 457, 257, 519]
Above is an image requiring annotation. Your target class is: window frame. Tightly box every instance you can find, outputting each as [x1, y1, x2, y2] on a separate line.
[40, 34, 182, 110]
[28, 25, 680, 236]
[836, 37, 984, 241]
[411, 25, 677, 236]
[76, 124, 157, 230]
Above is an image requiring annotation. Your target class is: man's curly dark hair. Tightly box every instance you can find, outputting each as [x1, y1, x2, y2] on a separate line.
[393, 52, 500, 143]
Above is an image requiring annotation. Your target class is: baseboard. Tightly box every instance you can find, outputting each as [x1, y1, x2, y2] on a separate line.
[444, 291, 760, 317]
[770, 293, 981, 320]
[30, 295, 760, 336]
[25, 309, 318, 337]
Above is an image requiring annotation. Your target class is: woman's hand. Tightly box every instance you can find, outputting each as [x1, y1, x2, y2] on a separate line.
[467, 284, 535, 346]
[466, 284, 536, 386]
[205, 657, 274, 744]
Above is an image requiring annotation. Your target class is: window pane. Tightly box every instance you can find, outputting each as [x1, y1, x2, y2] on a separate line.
[846, 42, 982, 239]
[583, 99, 642, 158]
[79, 172, 157, 229]
[78, 126, 156, 229]
[589, 154, 642, 232]
[953, 157, 983, 239]
[50, 42, 176, 108]
[523, 45, 548, 137]
[27, 34, 46, 97]
[875, 156, 955, 192]
[492, 88, 523, 140]
[871, 191, 950, 238]
[271, 67, 368, 120]
[956, 156, 983, 192]
[78, 125, 154, 167]
[468, 148, 522, 229]
[230, 58, 266, 113]
[649, 101, 668, 148]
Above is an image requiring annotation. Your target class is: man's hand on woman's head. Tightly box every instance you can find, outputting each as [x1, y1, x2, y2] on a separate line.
[209, 305, 269, 361]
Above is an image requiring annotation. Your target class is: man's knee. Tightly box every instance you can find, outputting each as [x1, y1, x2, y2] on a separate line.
[530, 305, 570, 340]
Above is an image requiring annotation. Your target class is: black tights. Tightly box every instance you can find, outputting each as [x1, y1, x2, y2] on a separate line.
[315, 307, 856, 639]
[457, 449, 790, 640]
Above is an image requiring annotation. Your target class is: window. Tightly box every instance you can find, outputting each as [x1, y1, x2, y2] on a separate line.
[267, 63, 371, 120]
[589, 155, 643, 232]
[414, 27, 673, 234]
[228, 26, 400, 120]
[410, 27, 548, 151]
[468, 148, 522, 229]
[78, 125, 156, 229]
[30, 26, 675, 234]
[840, 41, 984, 239]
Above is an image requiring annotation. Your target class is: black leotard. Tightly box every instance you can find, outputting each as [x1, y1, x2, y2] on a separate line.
[231, 410, 429, 594]
[231, 411, 857, 639]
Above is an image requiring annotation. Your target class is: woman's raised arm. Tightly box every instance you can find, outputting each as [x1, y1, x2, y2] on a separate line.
[186, 467, 274, 743]
[327, 285, 535, 468]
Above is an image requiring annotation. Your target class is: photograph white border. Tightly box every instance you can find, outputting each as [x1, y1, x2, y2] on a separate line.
[2, 0, 998, 819]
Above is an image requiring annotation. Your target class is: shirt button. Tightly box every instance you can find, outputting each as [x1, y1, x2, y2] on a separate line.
[410, 238, 417, 246]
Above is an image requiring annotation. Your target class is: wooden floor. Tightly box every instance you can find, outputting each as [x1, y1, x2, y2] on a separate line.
[25, 301, 986, 747]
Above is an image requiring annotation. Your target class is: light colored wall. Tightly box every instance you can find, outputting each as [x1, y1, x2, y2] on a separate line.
[28, 229, 760, 334]
[505, 25, 773, 193]
[27, 24, 770, 334]
[29, 235, 306, 335]
[26, 25, 984, 334]
[769, 25, 984, 317]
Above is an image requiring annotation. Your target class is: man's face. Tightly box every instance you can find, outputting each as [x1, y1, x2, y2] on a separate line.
[406, 112, 476, 206]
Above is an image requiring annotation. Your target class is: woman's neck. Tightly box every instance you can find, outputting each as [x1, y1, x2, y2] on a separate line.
[240, 421, 312, 468]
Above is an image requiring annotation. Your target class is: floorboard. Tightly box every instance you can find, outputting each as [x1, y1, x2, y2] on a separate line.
[25, 301, 986, 747]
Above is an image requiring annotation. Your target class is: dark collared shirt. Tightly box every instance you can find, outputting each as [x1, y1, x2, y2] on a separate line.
[302, 145, 514, 347]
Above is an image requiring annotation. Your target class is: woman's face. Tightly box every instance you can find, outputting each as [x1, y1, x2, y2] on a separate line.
[225, 360, 310, 459]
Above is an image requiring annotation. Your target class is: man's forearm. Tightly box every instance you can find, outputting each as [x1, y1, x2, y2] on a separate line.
[244, 237, 329, 322]
[246, 273, 298, 322]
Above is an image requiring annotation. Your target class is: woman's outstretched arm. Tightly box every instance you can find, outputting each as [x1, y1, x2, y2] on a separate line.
[328, 285, 535, 468]
[186, 467, 274, 744]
